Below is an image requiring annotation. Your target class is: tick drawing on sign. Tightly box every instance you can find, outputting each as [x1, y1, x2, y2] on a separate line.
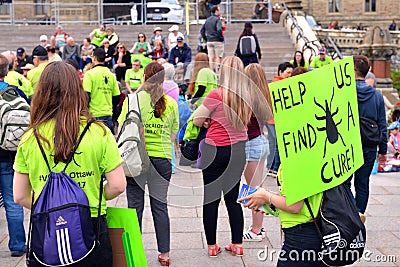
[314, 86, 346, 158]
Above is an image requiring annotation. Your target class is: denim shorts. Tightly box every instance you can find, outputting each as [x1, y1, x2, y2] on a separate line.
[245, 134, 268, 162]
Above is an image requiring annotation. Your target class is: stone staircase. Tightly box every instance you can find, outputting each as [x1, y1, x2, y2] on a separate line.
[0, 22, 295, 80]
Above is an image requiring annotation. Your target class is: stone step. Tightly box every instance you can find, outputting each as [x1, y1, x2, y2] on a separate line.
[1, 23, 295, 81]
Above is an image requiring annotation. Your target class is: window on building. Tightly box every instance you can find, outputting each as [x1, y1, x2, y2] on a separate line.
[328, 0, 340, 13]
[0, 3, 11, 15]
[35, 0, 48, 15]
[365, 0, 376, 12]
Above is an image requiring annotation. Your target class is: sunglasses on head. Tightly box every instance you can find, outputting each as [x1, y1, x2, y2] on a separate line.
[139, 35, 144, 38]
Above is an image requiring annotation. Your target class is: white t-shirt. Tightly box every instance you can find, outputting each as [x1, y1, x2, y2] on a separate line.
[168, 32, 184, 50]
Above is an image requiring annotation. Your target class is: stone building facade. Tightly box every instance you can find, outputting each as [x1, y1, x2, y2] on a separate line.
[301, 0, 400, 28]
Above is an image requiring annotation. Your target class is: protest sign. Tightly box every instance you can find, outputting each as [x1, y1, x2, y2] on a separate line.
[268, 57, 364, 205]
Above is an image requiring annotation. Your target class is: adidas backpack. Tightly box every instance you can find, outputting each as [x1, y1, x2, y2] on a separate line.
[239, 35, 256, 56]
[305, 183, 366, 266]
[117, 93, 150, 178]
[0, 86, 30, 151]
[27, 121, 103, 266]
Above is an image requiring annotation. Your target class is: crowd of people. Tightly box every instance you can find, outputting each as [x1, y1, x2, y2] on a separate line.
[0, 7, 398, 267]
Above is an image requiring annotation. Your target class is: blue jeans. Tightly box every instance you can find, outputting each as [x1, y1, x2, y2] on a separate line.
[345, 149, 376, 213]
[95, 116, 114, 134]
[278, 222, 324, 267]
[0, 161, 26, 253]
[79, 57, 92, 71]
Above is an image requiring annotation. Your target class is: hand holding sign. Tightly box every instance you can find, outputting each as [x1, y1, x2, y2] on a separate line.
[268, 57, 364, 205]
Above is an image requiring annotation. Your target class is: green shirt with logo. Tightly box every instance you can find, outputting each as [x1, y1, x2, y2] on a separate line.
[4, 70, 33, 97]
[83, 65, 120, 117]
[125, 68, 144, 91]
[14, 120, 123, 217]
[277, 167, 323, 229]
[91, 29, 107, 47]
[118, 91, 179, 159]
[194, 67, 217, 107]
[27, 62, 48, 93]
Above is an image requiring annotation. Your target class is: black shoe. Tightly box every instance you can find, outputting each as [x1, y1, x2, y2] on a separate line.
[11, 250, 25, 257]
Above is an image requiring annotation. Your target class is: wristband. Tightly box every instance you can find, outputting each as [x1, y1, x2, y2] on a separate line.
[268, 193, 274, 204]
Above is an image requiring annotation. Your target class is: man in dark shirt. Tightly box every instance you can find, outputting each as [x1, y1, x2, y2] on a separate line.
[16, 47, 33, 75]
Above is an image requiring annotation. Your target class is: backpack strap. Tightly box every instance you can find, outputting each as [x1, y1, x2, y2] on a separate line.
[126, 93, 142, 121]
[34, 131, 52, 172]
[63, 119, 94, 171]
[304, 198, 328, 249]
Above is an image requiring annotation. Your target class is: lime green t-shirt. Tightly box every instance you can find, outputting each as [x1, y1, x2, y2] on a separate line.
[83, 65, 120, 117]
[91, 29, 107, 47]
[277, 168, 323, 229]
[125, 68, 144, 91]
[4, 70, 33, 97]
[27, 62, 48, 93]
[310, 56, 333, 69]
[194, 68, 217, 107]
[118, 91, 179, 159]
[14, 120, 123, 217]
[289, 59, 310, 70]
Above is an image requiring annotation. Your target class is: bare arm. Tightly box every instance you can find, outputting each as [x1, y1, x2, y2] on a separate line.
[104, 165, 126, 200]
[13, 172, 32, 209]
[238, 186, 304, 214]
[193, 104, 212, 127]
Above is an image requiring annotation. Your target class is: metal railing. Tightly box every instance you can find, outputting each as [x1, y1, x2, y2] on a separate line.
[282, 2, 319, 63]
[0, 1, 275, 25]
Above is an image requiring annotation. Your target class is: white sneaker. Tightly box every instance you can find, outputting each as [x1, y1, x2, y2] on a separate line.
[247, 226, 266, 239]
[243, 229, 263, 242]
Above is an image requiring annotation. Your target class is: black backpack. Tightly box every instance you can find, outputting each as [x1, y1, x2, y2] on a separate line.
[305, 183, 366, 266]
[359, 116, 381, 147]
[239, 36, 256, 56]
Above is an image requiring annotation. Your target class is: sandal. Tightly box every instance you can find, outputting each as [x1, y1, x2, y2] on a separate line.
[158, 254, 170, 266]
[208, 244, 221, 257]
[224, 243, 244, 256]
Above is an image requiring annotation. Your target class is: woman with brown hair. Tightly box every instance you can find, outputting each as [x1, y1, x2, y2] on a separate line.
[13, 61, 126, 267]
[118, 62, 179, 266]
[113, 42, 131, 82]
[193, 56, 251, 257]
[242, 63, 273, 242]
[188, 52, 217, 108]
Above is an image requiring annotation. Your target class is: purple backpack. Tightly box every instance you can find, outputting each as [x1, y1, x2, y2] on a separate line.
[27, 121, 103, 266]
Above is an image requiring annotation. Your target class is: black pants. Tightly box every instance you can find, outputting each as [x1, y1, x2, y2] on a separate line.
[201, 141, 246, 245]
[27, 216, 112, 267]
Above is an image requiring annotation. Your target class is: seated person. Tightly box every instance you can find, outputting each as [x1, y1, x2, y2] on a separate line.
[252, 0, 268, 20]
[146, 40, 167, 61]
[387, 122, 400, 159]
[125, 60, 144, 94]
[168, 36, 192, 71]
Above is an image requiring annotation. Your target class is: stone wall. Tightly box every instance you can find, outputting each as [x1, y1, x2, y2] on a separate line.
[300, 0, 399, 28]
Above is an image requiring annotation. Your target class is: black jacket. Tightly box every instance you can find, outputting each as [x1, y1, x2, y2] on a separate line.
[200, 14, 223, 42]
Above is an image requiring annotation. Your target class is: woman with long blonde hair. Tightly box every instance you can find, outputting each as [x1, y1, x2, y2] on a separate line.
[242, 63, 273, 242]
[188, 52, 217, 108]
[113, 42, 131, 82]
[193, 56, 251, 257]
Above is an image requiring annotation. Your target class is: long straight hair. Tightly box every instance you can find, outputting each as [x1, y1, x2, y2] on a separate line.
[244, 63, 273, 122]
[30, 61, 96, 163]
[219, 56, 251, 129]
[188, 52, 209, 95]
[143, 62, 166, 118]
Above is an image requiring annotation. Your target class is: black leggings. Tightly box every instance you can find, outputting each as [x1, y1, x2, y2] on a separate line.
[201, 141, 246, 245]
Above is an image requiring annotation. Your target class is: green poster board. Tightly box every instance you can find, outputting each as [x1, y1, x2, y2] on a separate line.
[268, 57, 364, 205]
[106, 207, 148, 267]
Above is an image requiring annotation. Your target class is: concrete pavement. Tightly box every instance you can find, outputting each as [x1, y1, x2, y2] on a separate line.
[0, 163, 399, 267]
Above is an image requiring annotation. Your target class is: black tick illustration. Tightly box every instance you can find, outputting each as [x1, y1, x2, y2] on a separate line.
[314, 87, 346, 158]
